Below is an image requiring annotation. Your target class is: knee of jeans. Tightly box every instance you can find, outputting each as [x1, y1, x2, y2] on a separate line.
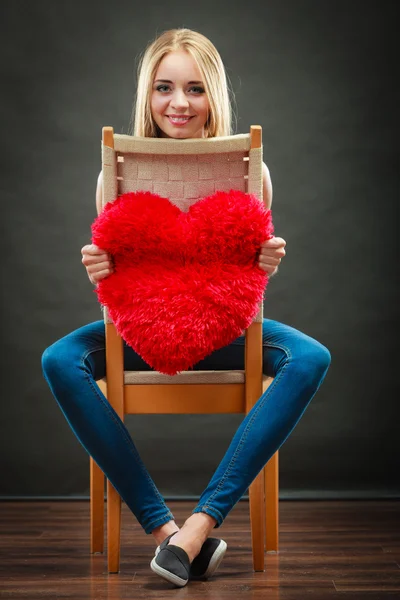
[42, 340, 69, 382]
[292, 340, 331, 386]
[315, 343, 331, 375]
[42, 344, 56, 380]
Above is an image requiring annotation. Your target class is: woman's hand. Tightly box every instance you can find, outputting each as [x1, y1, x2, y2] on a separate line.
[81, 244, 114, 285]
[258, 236, 286, 277]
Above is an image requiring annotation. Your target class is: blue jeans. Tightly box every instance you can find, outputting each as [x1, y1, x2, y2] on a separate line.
[42, 319, 330, 534]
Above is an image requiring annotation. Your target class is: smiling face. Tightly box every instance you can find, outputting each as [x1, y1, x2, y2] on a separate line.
[150, 50, 210, 139]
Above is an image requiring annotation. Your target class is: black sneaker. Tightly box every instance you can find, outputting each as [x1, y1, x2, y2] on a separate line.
[151, 540, 191, 587]
[153, 533, 227, 582]
[190, 537, 227, 579]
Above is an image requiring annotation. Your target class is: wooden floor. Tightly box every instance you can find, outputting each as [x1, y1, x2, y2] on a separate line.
[0, 500, 399, 599]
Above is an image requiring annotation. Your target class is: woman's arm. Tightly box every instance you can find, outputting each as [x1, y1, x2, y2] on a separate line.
[81, 171, 114, 285]
[95, 170, 103, 216]
[262, 162, 273, 210]
[259, 162, 286, 276]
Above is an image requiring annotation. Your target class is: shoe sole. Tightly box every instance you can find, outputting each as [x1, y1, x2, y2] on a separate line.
[150, 556, 188, 587]
[195, 539, 228, 579]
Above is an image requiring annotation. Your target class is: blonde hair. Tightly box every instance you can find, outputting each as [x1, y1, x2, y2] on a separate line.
[131, 29, 233, 138]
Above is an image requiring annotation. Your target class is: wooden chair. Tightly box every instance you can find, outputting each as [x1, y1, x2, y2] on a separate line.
[90, 125, 279, 573]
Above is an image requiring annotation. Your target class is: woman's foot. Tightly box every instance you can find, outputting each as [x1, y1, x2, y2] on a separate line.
[155, 533, 228, 580]
[167, 513, 217, 561]
[151, 520, 179, 547]
[151, 513, 225, 587]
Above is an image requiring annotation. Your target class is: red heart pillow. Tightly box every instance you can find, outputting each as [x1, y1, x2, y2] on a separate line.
[92, 189, 273, 375]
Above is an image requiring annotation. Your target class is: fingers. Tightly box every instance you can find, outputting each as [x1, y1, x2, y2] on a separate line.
[262, 236, 286, 248]
[258, 256, 279, 276]
[86, 261, 114, 280]
[258, 240, 284, 275]
[86, 260, 112, 273]
[259, 256, 281, 270]
[258, 260, 279, 276]
[81, 243, 103, 254]
[82, 247, 111, 267]
[81, 244, 110, 265]
[259, 246, 286, 260]
[89, 268, 113, 285]
[81, 244, 113, 284]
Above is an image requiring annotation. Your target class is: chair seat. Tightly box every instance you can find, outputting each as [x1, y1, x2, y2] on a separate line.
[108, 370, 245, 385]
[101, 371, 272, 385]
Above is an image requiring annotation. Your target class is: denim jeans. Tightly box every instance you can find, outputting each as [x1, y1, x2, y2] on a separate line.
[42, 318, 330, 534]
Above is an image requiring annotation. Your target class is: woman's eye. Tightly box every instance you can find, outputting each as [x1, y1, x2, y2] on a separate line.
[155, 84, 205, 94]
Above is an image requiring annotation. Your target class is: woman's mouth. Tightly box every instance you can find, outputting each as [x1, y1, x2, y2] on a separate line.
[166, 115, 194, 126]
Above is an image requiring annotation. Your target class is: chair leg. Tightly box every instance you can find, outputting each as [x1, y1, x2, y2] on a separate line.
[90, 457, 104, 553]
[265, 451, 279, 552]
[107, 480, 121, 574]
[249, 469, 265, 571]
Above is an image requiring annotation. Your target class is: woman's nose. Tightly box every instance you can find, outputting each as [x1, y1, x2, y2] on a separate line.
[170, 89, 189, 110]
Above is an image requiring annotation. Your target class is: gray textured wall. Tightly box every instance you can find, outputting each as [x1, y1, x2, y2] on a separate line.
[1, 1, 398, 499]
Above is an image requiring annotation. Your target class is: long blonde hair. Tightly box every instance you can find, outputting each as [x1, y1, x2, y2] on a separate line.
[131, 29, 233, 138]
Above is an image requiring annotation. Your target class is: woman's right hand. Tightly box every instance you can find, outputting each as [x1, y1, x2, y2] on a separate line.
[81, 244, 113, 285]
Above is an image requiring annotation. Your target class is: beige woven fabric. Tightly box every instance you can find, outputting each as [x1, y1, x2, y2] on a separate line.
[118, 151, 248, 212]
[102, 145, 118, 209]
[101, 133, 264, 327]
[113, 133, 251, 155]
[248, 147, 263, 201]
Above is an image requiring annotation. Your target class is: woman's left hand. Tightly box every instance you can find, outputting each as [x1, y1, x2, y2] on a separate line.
[258, 236, 286, 277]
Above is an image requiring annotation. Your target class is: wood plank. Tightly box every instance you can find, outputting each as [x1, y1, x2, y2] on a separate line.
[1, 500, 400, 599]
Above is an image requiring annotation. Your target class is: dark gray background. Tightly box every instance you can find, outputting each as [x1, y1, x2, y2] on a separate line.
[1, 1, 398, 499]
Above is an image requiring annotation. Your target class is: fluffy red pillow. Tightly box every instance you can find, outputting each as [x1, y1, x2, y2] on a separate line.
[92, 190, 273, 375]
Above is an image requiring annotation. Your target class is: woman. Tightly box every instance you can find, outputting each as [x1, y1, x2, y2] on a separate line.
[42, 28, 331, 587]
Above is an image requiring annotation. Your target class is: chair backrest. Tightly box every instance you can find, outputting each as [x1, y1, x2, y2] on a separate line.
[101, 127, 264, 325]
